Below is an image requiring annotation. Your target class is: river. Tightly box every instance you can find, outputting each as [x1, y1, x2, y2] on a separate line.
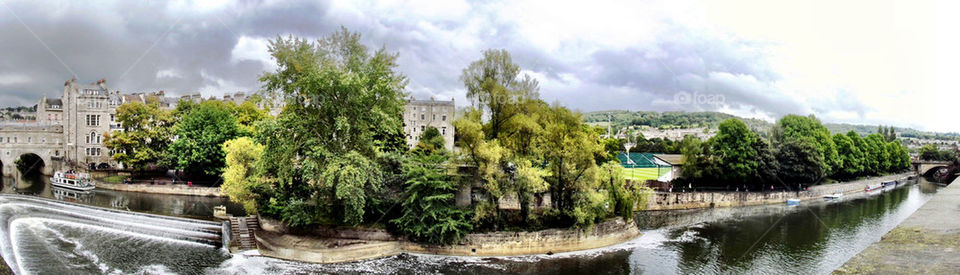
[0, 175, 944, 274]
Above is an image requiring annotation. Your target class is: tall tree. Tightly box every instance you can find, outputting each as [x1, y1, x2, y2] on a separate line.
[257, 28, 408, 226]
[460, 49, 540, 139]
[709, 119, 759, 184]
[833, 133, 863, 178]
[772, 115, 840, 175]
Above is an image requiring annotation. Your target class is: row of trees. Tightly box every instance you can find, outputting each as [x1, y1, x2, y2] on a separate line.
[103, 96, 270, 182]
[217, 29, 648, 245]
[681, 115, 911, 188]
[918, 144, 958, 162]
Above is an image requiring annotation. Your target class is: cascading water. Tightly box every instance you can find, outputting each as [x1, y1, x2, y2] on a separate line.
[0, 195, 229, 274]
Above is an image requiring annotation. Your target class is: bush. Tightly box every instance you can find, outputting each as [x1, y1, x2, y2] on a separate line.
[391, 153, 473, 245]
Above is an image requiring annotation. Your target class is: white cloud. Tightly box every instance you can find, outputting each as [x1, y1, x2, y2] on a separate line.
[0, 74, 31, 86]
[230, 36, 276, 71]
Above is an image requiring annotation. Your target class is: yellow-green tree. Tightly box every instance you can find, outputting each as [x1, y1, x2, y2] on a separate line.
[221, 137, 265, 213]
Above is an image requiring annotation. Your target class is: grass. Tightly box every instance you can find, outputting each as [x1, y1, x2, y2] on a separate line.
[102, 175, 125, 184]
[623, 167, 669, 182]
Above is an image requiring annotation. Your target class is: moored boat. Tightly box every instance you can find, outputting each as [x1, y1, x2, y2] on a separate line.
[824, 192, 843, 199]
[786, 199, 801, 206]
[865, 184, 882, 192]
[50, 171, 96, 191]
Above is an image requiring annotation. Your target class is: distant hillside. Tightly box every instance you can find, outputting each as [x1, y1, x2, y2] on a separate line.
[583, 110, 773, 133]
[584, 110, 959, 141]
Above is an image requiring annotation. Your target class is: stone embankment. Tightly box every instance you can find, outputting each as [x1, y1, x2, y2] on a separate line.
[95, 182, 222, 197]
[255, 217, 641, 264]
[644, 172, 914, 211]
[835, 177, 960, 274]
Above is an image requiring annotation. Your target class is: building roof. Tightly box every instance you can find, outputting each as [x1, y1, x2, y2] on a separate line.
[617, 152, 659, 168]
[45, 98, 63, 106]
[653, 154, 684, 166]
[408, 97, 454, 106]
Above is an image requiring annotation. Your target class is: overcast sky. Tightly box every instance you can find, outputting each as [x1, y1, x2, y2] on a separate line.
[0, 0, 955, 132]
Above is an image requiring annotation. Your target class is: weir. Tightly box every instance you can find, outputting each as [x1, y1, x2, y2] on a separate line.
[0, 194, 225, 273]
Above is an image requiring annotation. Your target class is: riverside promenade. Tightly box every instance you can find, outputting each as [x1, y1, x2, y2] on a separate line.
[836, 177, 960, 274]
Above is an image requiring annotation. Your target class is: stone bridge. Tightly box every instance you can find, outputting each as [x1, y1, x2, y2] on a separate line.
[913, 160, 953, 176]
[0, 124, 65, 177]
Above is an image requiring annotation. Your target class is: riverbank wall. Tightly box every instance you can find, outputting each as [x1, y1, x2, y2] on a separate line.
[95, 182, 223, 197]
[835, 177, 960, 274]
[644, 172, 915, 211]
[255, 216, 641, 264]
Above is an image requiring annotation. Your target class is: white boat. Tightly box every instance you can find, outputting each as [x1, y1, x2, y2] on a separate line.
[50, 171, 96, 191]
[823, 192, 843, 199]
[786, 199, 801, 206]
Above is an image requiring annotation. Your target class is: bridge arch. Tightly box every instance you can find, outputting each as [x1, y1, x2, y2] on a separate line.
[1, 150, 54, 177]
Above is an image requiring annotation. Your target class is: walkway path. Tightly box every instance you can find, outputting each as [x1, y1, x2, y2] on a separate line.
[836, 177, 960, 274]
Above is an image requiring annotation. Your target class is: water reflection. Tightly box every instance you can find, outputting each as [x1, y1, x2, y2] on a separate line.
[1, 175, 245, 219]
[0, 174, 942, 274]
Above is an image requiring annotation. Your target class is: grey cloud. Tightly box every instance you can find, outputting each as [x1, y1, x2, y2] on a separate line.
[0, 0, 869, 126]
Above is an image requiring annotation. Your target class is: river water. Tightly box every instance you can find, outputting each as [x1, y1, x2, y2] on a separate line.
[0, 175, 944, 274]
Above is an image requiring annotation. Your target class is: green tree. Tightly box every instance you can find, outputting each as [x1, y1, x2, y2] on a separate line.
[709, 119, 759, 184]
[598, 161, 633, 220]
[508, 159, 549, 221]
[864, 134, 887, 172]
[392, 153, 473, 245]
[221, 137, 265, 213]
[103, 101, 175, 172]
[833, 133, 863, 178]
[777, 138, 825, 184]
[256, 28, 408, 225]
[540, 105, 601, 227]
[461, 49, 540, 139]
[773, 115, 839, 175]
[232, 98, 271, 135]
[844, 131, 867, 175]
[315, 151, 383, 226]
[680, 136, 718, 182]
[168, 100, 242, 179]
[415, 126, 445, 154]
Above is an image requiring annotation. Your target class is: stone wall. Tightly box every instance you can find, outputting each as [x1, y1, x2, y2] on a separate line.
[404, 217, 640, 256]
[256, 217, 642, 263]
[644, 173, 914, 211]
[95, 182, 222, 197]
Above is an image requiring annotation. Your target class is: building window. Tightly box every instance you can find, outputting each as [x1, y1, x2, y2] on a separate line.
[86, 115, 100, 126]
[55, 150, 59, 156]
[442, 127, 446, 135]
[433, 114, 436, 121]
[88, 132, 99, 144]
[420, 114, 425, 120]
[421, 125, 425, 132]
[27, 137, 31, 143]
[442, 115, 446, 121]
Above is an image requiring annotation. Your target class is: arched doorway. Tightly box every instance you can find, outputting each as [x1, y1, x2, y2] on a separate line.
[15, 153, 45, 177]
[97, 163, 110, 170]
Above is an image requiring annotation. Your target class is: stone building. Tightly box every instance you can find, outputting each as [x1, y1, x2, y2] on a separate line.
[403, 97, 455, 151]
[33, 78, 117, 168]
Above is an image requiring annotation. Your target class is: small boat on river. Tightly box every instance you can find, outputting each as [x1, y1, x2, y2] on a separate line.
[824, 192, 843, 200]
[50, 171, 96, 191]
[865, 184, 882, 192]
[786, 199, 801, 206]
